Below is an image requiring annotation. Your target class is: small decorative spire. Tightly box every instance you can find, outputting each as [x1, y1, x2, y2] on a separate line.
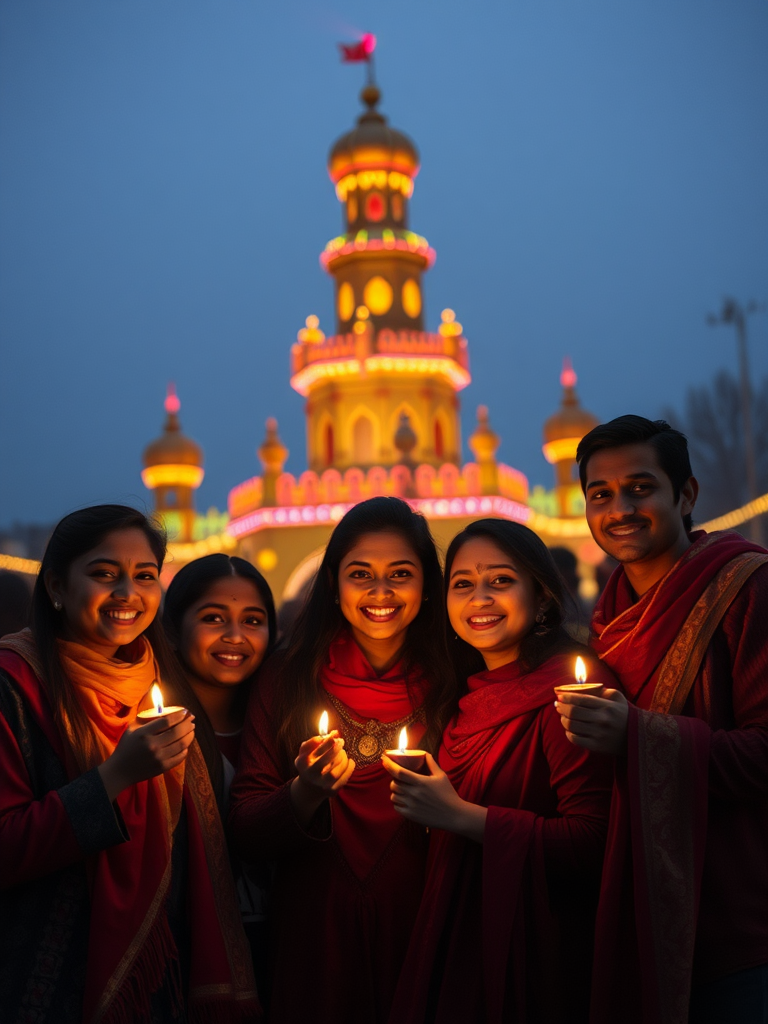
[258, 417, 289, 477]
[439, 308, 462, 338]
[298, 315, 325, 345]
[560, 357, 577, 390]
[394, 412, 417, 464]
[468, 405, 500, 464]
[165, 382, 181, 416]
[361, 84, 381, 111]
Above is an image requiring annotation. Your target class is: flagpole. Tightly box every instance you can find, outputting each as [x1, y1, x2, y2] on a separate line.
[366, 50, 376, 88]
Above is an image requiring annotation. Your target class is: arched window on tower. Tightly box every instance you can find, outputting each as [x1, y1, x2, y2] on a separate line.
[434, 420, 444, 461]
[324, 423, 334, 467]
[352, 416, 374, 464]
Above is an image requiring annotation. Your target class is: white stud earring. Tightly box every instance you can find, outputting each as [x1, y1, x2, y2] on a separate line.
[53, 601, 62, 611]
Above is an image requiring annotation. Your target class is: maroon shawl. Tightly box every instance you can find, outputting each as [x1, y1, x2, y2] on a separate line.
[590, 530, 767, 1024]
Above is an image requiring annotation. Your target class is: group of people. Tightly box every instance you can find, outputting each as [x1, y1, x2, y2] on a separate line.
[1, 413, 766, 1024]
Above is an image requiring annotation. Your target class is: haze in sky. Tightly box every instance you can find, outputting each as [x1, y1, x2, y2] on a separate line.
[1, 0, 766, 527]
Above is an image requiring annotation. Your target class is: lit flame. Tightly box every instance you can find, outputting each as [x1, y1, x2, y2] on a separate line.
[575, 657, 587, 684]
[151, 684, 164, 715]
[319, 711, 329, 736]
[398, 727, 408, 752]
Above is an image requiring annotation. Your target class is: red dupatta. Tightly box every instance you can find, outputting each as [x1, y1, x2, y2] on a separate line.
[391, 651, 612, 1024]
[319, 630, 426, 881]
[589, 531, 765, 1024]
[0, 632, 259, 1024]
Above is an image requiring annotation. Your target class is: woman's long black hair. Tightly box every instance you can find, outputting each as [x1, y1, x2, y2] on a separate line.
[274, 497, 455, 766]
[444, 519, 583, 692]
[30, 505, 210, 774]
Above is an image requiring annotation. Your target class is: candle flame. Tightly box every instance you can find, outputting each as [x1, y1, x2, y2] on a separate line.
[398, 727, 408, 752]
[151, 683, 164, 715]
[575, 657, 587, 684]
[319, 711, 329, 736]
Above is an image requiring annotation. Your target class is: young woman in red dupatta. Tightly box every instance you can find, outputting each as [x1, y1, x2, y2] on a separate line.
[228, 497, 455, 1024]
[0, 506, 259, 1024]
[384, 519, 614, 1024]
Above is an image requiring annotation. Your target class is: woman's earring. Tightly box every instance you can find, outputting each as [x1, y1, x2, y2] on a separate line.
[453, 632, 459, 641]
[534, 609, 550, 636]
[53, 601, 62, 611]
[334, 596, 339, 605]
[422, 596, 429, 603]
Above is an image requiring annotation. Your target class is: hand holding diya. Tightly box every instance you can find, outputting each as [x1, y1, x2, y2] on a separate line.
[554, 656, 605, 701]
[137, 684, 186, 724]
[384, 727, 430, 776]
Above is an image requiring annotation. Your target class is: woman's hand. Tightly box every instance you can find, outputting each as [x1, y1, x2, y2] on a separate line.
[555, 689, 629, 755]
[98, 710, 196, 801]
[290, 730, 355, 827]
[382, 752, 488, 843]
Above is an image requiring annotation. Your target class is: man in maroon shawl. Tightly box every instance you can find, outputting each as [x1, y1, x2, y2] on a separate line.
[554, 415, 768, 1024]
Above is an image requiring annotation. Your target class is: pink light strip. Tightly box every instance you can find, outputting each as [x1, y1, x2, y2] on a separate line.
[227, 495, 532, 539]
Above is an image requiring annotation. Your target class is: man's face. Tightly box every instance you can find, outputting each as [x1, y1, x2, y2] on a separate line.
[583, 443, 695, 567]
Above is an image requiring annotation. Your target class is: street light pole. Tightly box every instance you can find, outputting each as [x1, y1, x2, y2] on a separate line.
[707, 298, 762, 544]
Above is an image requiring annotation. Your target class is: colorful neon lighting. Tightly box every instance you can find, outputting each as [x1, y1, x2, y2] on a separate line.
[321, 230, 435, 270]
[365, 191, 385, 222]
[165, 382, 181, 415]
[335, 170, 414, 201]
[142, 464, 205, 489]
[227, 495, 533, 540]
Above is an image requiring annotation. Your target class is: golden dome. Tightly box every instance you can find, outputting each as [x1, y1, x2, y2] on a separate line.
[142, 384, 204, 473]
[328, 86, 420, 183]
[542, 360, 598, 464]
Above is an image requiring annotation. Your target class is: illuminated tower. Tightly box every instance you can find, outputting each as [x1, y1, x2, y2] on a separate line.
[290, 85, 471, 473]
[542, 360, 598, 517]
[142, 384, 204, 542]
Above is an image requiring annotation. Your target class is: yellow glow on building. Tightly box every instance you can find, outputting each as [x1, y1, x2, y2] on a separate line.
[334, 169, 414, 201]
[141, 464, 205, 489]
[256, 548, 279, 572]
[338, 282, 355, 321]
[542, 437, 581, 465]
[402, 278, 422, 318]
[363, 276, 393, 315]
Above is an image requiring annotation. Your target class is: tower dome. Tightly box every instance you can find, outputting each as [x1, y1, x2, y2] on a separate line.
[142, 384, 204, 541]
[543, 359, 598, 457]
[542, 360, 598, 517]
[328, 85, 420, 183]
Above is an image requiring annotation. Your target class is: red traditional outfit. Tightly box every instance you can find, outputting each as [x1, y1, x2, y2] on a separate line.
[0, 631, 259, 1024]
[228, 631, 429, 1024]
[589, 530, 768, 1024]
[388, 651, 615, 1024]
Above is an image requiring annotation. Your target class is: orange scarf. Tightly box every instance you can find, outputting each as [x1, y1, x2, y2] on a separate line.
[0, 630, 259, 1024]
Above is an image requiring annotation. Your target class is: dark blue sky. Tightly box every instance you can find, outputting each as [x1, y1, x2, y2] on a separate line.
[2, 0, 767, 528]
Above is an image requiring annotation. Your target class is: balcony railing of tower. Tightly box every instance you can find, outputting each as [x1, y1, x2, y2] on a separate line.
[290, 325, 470, 395]
[228, 460, 528, 522]
[321, 229, 435, 270]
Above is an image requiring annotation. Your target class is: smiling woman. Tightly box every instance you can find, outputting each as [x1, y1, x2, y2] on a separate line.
[385, 518, 616, 1024]
[228, 496, 455, 1024]
[0, 506, 259, 1024]
[163, 553, 276, 1003]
